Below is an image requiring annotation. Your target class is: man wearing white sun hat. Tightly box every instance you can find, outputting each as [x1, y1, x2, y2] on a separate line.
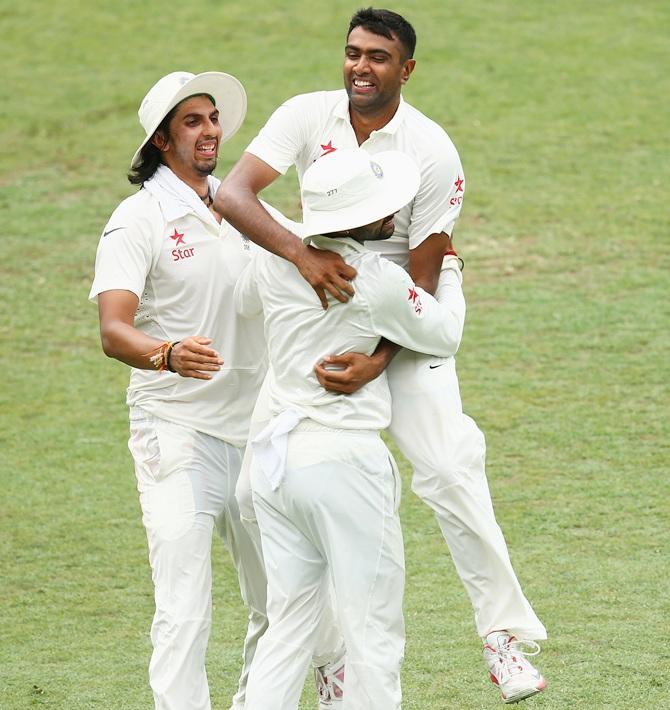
[236, 147, 466, 710]
[90, 71, 270, 710]
[216, 7, 547, 706]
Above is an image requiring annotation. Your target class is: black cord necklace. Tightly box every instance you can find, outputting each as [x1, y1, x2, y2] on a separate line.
[198, 189, 212, 207]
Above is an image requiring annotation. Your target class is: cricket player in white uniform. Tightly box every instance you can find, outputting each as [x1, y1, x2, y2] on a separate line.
[215, 8, 547, 705]
[90, 71, 270, 710]
[237, 147, 467, 710]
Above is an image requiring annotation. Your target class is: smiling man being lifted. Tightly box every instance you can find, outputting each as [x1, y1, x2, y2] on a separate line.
[215, 8, 547, 706]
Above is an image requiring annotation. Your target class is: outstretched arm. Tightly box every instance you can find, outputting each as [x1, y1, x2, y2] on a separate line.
[214, 153, 356, 309]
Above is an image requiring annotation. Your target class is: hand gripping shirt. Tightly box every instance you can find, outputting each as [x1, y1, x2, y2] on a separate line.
[235, 236, 465, 431]
[246, 89, 465, 270]
[89, 166, 267, 446]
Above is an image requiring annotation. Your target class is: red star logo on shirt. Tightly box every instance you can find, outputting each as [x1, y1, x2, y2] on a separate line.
[408, 286, 423, 314]
[170, 228, 185, 246]
[320, 141, 337, 156]
[454, 176, 464, 192]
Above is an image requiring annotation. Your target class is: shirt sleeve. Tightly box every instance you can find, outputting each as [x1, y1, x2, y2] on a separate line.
[245, 93, 317, 175]
[88, 215, 153, 303]
[408, 134, 465, 249]
[361, 255, 466, 357]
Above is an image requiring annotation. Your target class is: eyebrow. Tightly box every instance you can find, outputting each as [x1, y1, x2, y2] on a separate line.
[345, 43, 393, 58]
[182, 109, 219, 120]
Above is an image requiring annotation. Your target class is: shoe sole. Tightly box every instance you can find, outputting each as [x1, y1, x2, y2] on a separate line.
[502, 678, 547, 704]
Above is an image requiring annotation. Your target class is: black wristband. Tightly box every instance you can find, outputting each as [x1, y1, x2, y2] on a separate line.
[166, 341, 180, 373]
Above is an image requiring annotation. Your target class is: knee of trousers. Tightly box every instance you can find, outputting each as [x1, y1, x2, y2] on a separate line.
[409, 422, 487, 492]
[151, 611, 211, 647]
[149, 515, 215, 620]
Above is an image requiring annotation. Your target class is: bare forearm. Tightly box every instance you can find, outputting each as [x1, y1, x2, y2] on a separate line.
[215, 182, 304, 263]
[409, 232, 456, 296]
[97, 290, 222, 379]
[215, 154, 356, 308]
[412, 269, 440, 295]
[100, 320, 166, 369]
[371, 338, 401, 370]
[100, 322, 223, 380]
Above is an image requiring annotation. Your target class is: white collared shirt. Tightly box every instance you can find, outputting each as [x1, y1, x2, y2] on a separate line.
[89, 166, 267, 446]
[235, 236, 465, 430]
[246, 89, 465, 270]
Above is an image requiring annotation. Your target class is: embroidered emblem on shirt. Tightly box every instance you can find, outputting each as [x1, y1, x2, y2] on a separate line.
[450, 176, 465, 206]
[370, 161, 383, 179]
[170, 228, 195, 261]
[172, 246, 195, 261]
[170, 228, 186, 246]
[408, 287, 423, 315]
[102, 227, 124, 237]
[320, 140, 337, 156]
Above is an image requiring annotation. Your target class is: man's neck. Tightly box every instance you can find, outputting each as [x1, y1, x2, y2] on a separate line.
[164, 164, 210, 200]
[348, 97, 401, 145]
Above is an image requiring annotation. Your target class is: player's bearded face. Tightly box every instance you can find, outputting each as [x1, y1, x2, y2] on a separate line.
[340, 214, 396, 242]
[163, 95, 222, 177]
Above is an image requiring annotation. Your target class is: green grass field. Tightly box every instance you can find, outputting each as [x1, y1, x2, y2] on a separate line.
[1, 1, 668, 708]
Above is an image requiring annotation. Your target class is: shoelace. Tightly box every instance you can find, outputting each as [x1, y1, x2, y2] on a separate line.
[493, 638, 541, 679]
[316, 663, 345, 700]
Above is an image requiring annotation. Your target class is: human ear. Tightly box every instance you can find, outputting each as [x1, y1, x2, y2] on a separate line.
[400, 58, 416, 85]
[151, 131, 169, 152]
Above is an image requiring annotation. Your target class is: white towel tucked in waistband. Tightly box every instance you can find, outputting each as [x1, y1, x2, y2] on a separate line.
[251, 409, 305, 490]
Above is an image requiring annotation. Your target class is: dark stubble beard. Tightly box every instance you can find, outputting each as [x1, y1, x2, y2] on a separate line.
[195, 156, 217, 177]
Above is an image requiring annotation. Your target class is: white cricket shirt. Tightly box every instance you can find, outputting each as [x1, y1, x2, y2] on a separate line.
[89, 166, 267, 446]
[235, 236, 465, 430]
[246, 89, 465, 270]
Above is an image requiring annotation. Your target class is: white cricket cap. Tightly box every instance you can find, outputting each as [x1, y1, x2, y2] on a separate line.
[130, 71, 247, 168]
[301, 148, 420, 240]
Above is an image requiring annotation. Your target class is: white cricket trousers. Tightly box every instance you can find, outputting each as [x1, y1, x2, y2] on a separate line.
[236, 380, 346, 670]
[386, 350, 546, 640]
[244, 424, 405, 710]
[237, 363, 545, 642]
[128, 408, 269, 710]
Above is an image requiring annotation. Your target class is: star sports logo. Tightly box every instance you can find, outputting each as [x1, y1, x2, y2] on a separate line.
[170, 228, 195, 261]
[320, 140, 337, 157]
[450, 175, 465, 206]
[408, 287, 423, 315]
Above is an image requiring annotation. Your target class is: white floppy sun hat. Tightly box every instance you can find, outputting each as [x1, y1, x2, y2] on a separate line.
[130, 71, 247, 168]
[301, 147, 420, 240]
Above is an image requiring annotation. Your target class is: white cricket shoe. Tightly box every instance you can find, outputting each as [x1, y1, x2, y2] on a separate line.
[315, 656, 345, 708]
[483, 631, 547, 704]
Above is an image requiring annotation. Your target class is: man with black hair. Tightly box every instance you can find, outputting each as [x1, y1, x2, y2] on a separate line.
[216, 7, 547, 706]
[90, 70, 270, 710]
